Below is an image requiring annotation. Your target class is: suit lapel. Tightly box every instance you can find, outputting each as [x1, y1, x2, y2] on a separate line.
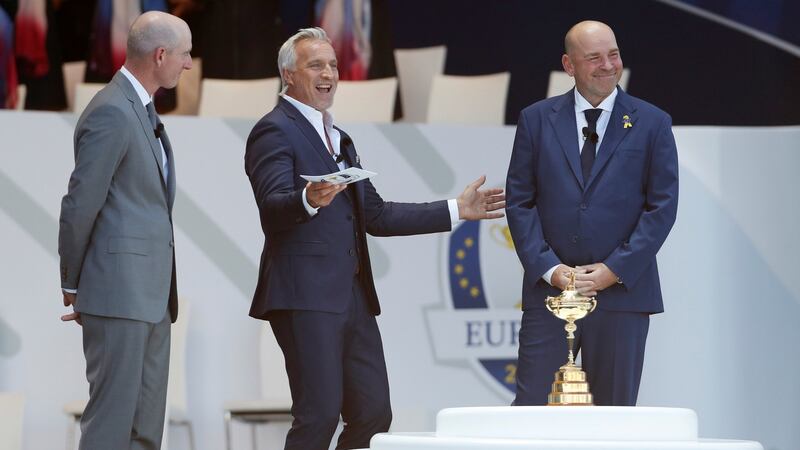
[585, 89, 637, 189]
[548, 91, 584, 189]
[113, 72, 170, 199]
[279, 98, 340, 174]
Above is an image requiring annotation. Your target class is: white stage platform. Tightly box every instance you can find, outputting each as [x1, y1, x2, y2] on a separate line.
[368, 407, 763, 450]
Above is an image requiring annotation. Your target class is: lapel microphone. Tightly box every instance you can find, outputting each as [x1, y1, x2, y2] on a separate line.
[581, 127, 599, 144]
[154, 123, 165, 139]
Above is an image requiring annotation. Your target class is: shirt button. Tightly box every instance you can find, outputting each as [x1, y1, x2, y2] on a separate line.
[580, 203, 587, 210]
[572, 236, 578, 243]
[349, 249, 356, 256]
[169, 240, 174, 247]
[347, 215, 353, 221]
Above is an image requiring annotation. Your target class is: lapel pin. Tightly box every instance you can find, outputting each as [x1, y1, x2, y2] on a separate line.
[622, 115, 633, 129]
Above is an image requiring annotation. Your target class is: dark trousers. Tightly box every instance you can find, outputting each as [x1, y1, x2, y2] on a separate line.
[270, 280, 392, 450]
[514, 307, 650, 406]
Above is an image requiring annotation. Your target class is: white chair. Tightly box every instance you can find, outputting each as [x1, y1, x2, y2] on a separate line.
[73, 83, 105, 115]
[197, 77, 280, 119]
[426, 72, 511, 126]
[14, 85, 25, 110]
[173, 57, 202, 115]
[223, 323, 293, 450]
[329, 77, 398, 123]
[546, 68, 631, 98]
[62, 61, 87, 112]
[0, 393, 24, 450]
[64, 298, 195, 450]
[393, 45, 446, 122]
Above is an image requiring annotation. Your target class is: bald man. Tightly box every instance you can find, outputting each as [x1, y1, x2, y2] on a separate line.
[58, 11, 192, 449]
[506, 20, 678, 406]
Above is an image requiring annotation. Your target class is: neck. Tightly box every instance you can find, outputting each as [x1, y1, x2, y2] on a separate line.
[576, 87, 609, 108]
[123, 62, 158, 97]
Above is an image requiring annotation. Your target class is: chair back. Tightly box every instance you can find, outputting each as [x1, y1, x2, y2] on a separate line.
[546, 68, 631, 98]
[73, 83, 105, 115]
[394, 45, 446, 122]
[198, 77, 280, 118]
[62, 61, 87, 112]
[329, 77, 398, 123]
[0, 392, 24, 450]
[427, 72, 510, 125]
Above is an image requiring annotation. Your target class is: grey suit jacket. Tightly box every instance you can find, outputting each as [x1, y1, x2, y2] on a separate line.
[58, 71, 178, 324]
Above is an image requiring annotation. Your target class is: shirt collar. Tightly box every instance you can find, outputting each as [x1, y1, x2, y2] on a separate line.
[281, 94, 335, 130]
[574, 86, 618, 114]
[119, 66, 153, 107]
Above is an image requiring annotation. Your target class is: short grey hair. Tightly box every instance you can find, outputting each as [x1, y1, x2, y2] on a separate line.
[277, 27, 331, 94]
[127, 12, 182, 59]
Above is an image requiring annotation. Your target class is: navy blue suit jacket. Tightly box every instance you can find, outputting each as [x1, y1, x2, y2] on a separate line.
[506, 88, 678, 313]
[245, 97, 451, 318]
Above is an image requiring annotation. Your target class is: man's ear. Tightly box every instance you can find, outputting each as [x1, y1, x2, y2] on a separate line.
[154, 47, 167, 67]
[561, 54, 574, 76]
[282, 69, 293, 87]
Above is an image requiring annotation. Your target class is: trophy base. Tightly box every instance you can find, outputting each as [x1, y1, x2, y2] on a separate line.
[547, 364, 594, 406]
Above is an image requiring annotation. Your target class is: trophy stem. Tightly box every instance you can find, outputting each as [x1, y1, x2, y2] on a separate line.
[565, 320, 577, 367]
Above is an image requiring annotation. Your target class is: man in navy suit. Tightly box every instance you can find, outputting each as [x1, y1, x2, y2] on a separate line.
[506, 20, 678, 406]
[244, 27, 505, 450]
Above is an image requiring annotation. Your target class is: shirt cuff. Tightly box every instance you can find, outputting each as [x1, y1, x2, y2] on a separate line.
[447, 198, 460, 228]
[542, 265, 559, 286]
[62, 288, 77, 294]
[302, 186, 320, 217]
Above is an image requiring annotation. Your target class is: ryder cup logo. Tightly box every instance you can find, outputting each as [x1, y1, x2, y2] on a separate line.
[425, 219, 523, 400]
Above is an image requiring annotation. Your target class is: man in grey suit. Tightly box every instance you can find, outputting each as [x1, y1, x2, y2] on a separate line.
[58, 11, 192, 450]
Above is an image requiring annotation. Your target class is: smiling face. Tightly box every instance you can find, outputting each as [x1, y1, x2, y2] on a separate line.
[284, 39, 338, 111]
[562, 22, 623, 106]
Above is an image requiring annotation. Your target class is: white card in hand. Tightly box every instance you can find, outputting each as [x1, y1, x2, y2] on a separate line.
[301, 167, 377, 185]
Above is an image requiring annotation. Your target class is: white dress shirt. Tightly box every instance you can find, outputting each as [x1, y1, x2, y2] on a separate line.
[542, 87, 618, 285]
[282, 94, 460, 225]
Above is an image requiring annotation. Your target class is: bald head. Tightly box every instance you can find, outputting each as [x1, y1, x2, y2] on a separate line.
[561, 20, 622, 106]
[126, 11, 190, 61]
[564, 20, 616, 56]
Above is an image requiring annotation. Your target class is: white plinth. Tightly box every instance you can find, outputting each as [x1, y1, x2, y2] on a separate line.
[368, 407, 763, 450]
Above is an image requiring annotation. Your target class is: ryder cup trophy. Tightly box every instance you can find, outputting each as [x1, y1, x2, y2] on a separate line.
[545, 271, 597, 406]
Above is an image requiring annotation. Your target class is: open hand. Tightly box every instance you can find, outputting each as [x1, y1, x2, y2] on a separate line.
[456, 175, 506, 220]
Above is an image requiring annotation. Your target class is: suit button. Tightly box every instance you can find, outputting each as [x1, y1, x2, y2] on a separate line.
[572, 236, 578, 243]
[349, 249, 356, 256]
[580, 203, 587, 210]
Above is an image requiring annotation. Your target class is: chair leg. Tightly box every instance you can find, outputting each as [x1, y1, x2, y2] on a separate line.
[224, 412, 233, 450]
[66, 415, 79, 450]
[169, 419, 197, 450]
[186, 421, 197, 450]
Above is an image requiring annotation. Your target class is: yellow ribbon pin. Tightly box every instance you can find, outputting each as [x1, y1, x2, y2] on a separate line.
[622, 115, 633, 129]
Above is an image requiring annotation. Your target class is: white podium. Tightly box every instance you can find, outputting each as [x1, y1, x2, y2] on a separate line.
[368, 407, 763, 450]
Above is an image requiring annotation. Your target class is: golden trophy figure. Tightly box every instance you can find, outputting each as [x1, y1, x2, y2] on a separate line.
[545, 272, 597, 406]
